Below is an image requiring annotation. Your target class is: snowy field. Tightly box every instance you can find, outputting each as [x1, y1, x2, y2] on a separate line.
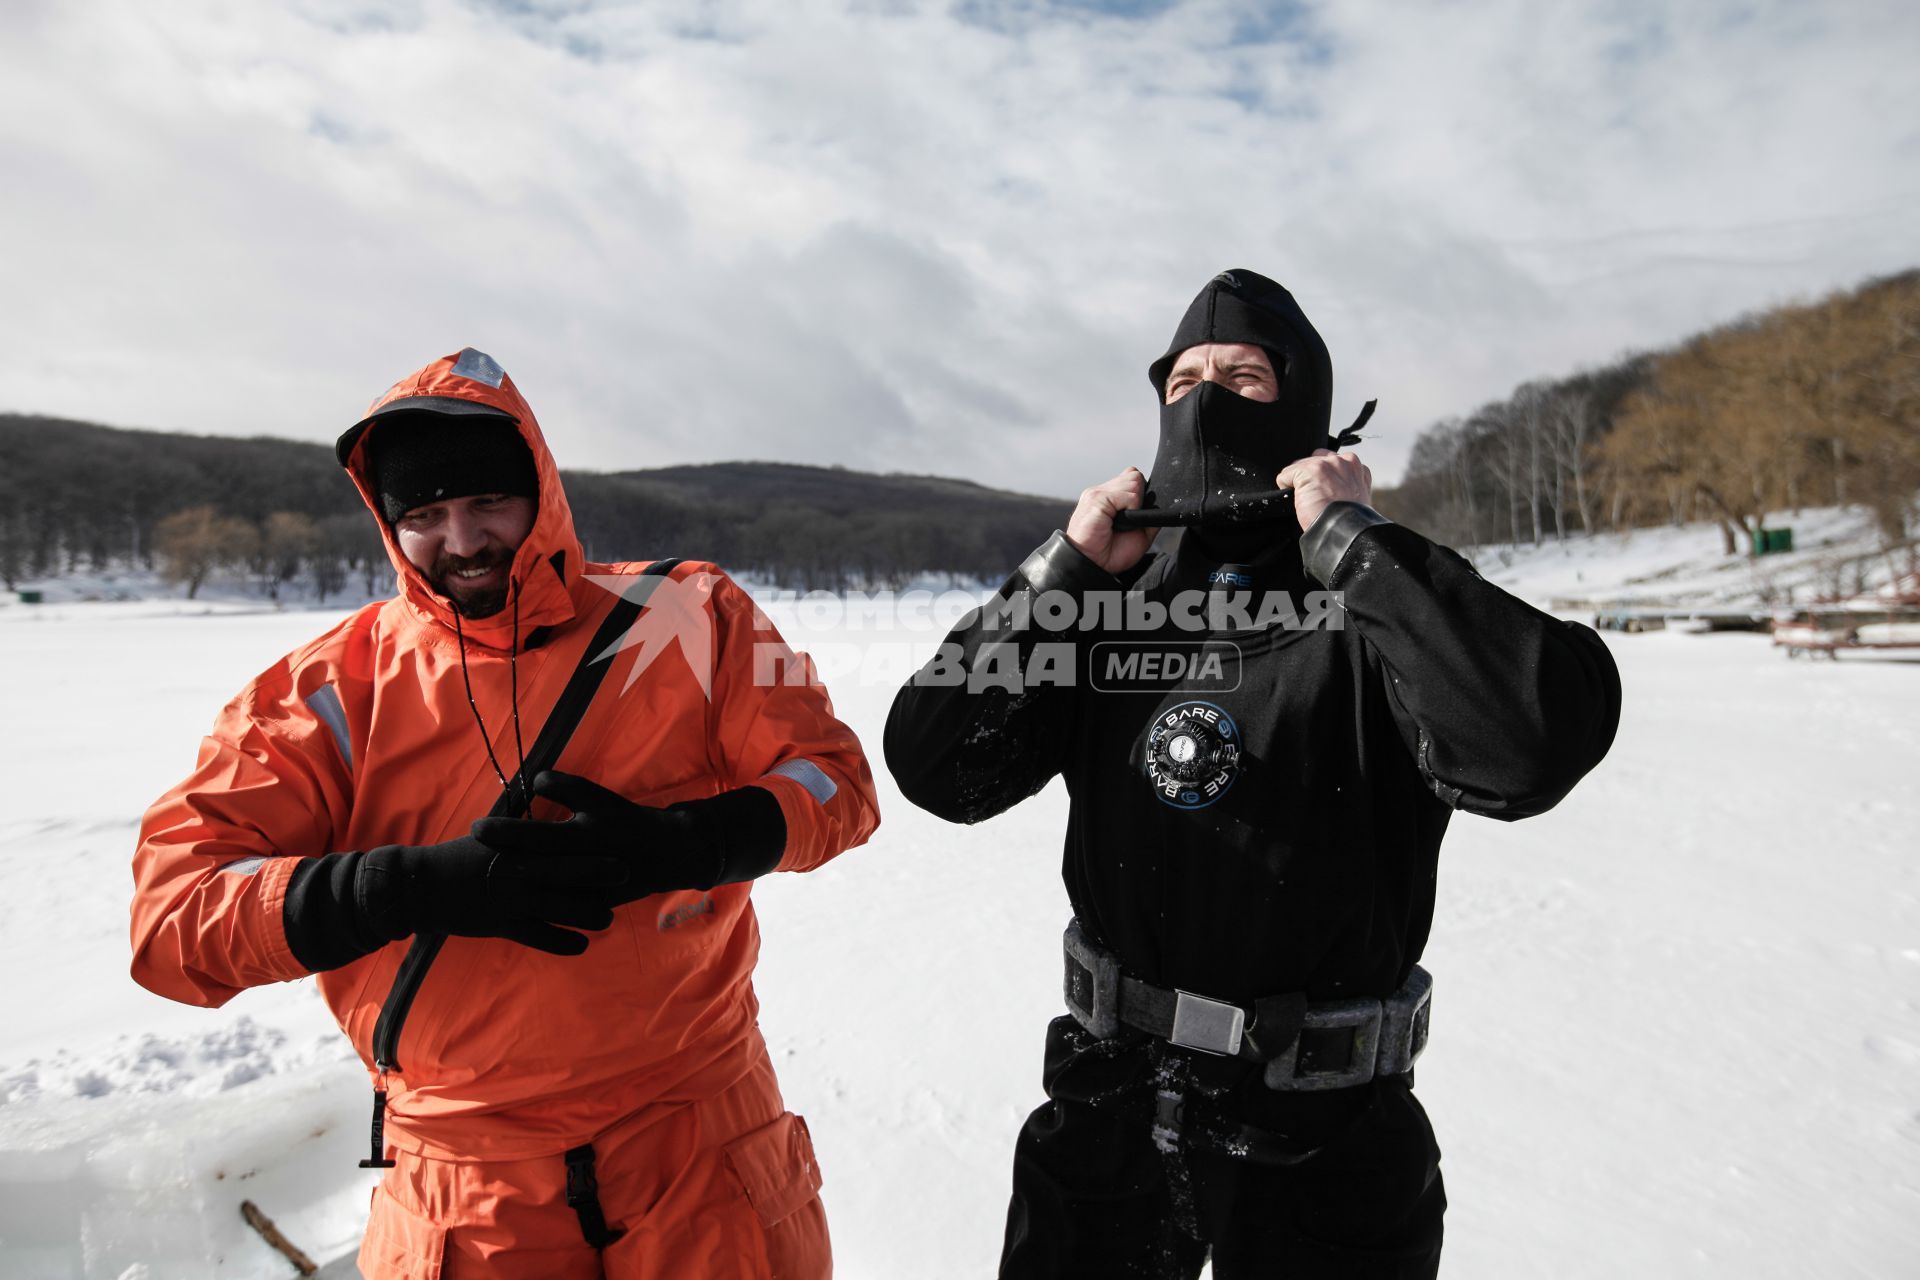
[1, 582, 1917, 1277]
[1461, 504, 1913, 610]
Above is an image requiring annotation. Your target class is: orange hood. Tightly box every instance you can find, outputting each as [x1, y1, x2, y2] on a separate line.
[335, 348, 586, 651]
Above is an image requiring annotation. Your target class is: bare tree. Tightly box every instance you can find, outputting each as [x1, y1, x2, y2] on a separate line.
[1513, 383, 1549, 544]
[1543, 384, 1600, 535]
[155, 506, 258, 599]
[257, 512, 320, 601]
[1474, 402, 1532, 547]
[313, 513, 387, 602]
[0, 479, 28, 591]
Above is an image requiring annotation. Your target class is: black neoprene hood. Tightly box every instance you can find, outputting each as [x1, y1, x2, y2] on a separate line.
[1118, 269, 1338, 532]
[1147, 268, 1333, 443]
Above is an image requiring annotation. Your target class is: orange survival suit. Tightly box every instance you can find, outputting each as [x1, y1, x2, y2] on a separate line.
[130, 350, 880, 1278]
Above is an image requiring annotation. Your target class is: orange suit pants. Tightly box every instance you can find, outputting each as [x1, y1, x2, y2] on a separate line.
[357, 1052, 829, 1279]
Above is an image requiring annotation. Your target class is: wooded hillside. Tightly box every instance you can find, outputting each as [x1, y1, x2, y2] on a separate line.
[1376, 269, 1920, 554]
[10, 269, 1914, 598]
[0, 418, 1069, 594]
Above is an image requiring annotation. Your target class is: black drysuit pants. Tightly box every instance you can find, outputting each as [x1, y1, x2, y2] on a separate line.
[999, 1017, 1445, 1279]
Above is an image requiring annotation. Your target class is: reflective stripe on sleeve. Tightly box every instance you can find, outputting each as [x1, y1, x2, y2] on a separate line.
[221, 856, 268, 876]
[305, 683, 352, 772]
[766, 758, 838, 806]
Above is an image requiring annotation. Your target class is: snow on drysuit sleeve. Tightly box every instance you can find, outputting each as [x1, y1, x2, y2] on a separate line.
[884, 531, 1104, 825]
[703, 570, 880, 873]
[1301, 502, 1622, 820]
[130, 669, 353, 1006]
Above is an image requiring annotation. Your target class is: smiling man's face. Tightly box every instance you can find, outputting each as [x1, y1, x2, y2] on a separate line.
[393, 493, 538, 618]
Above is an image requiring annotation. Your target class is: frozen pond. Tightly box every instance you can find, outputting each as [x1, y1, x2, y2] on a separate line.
[0, 597, 1915, 1277]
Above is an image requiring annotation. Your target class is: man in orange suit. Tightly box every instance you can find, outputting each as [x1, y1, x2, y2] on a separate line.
[131, 347, 879, 1278]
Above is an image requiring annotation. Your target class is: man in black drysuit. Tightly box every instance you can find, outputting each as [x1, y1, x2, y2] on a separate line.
[883, 269, 1622, 1277]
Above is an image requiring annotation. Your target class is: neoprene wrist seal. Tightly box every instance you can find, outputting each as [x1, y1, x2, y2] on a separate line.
[1016, 530, 1121, 598]
[1299, 502, 1393, 587]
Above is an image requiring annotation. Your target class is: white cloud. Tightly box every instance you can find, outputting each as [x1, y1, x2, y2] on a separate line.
[1, 0, 1915, 498]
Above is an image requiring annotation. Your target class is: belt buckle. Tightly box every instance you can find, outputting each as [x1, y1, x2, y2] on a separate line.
[1377, 965, 1433, 1077]
[1170, 989, 1247, 1057]
[563, 1146, 599, 1206]
[1264, 1000, 1383, 1091]
[1063, 921, 1122, 1039]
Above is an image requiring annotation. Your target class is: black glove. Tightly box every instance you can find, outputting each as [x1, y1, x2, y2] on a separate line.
[283, 835, 626, 971]
[470, 770, 788, 906]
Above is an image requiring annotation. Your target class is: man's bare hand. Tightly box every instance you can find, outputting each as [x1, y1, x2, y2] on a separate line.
[1276, 450, 1373, 533]
[1066, 467, 1160, 575]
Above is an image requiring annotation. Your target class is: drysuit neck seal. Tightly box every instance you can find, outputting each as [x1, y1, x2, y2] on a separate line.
[1134, 379, 1327, 532]
[1122, 268, 1335, 533]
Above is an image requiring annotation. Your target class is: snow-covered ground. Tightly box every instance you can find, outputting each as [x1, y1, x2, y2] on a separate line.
[1, 575, 1916, 1277]
[1462, 504, 1915, 610]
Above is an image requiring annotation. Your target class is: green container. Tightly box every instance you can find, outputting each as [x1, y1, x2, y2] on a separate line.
[1752, 528, 1794, 556]
[16, 589, 43, 604]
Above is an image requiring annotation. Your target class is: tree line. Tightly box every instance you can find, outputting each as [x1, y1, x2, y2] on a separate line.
[0, 419, 1070, 595]
[1376, 268, 1920, 554]
[10, 267, 1912, 599]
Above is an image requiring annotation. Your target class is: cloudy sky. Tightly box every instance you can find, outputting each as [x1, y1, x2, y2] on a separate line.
[2, 0, 1915, 497]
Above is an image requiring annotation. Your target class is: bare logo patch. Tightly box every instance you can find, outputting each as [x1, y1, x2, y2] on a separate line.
[1144, 700, 1241, 810]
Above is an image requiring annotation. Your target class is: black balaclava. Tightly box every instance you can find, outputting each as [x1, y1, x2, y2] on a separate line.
[1126, 269, 1334, 536]
[364, 411, 539, 524]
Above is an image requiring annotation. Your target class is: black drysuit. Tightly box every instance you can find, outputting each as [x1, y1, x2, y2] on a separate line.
[884, 507, 1622, 1278]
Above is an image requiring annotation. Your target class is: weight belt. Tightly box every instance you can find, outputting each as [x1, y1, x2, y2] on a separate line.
[1062, 918, 1432, 1092]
